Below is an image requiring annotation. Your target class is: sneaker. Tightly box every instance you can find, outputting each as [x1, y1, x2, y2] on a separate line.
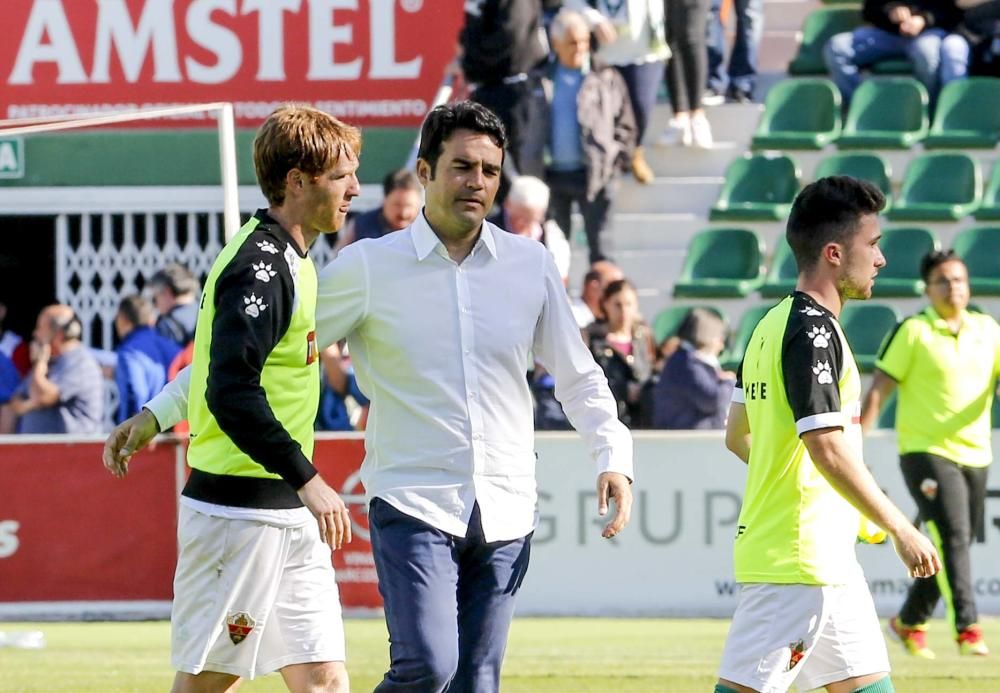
[690, 112, 714, 149]
[631, 147, 654, 184]
[727, 86, 754, 104]
[657, 118, 691, 147]
[958, 625, 989, 656]
[888, 617, 936, 659]
[702, 88, 725, 107]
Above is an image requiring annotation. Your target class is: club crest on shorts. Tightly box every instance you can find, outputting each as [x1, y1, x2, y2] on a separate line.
[786, 640, 806, 671]
[226, 612, 256, 645]
[920, 478, 939, 501]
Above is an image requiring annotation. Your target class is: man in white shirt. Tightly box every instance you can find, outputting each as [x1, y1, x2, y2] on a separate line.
[103, 101, 633, 693]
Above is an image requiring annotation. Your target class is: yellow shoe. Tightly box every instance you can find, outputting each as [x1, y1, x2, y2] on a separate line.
[631, 148, 654, 184]
[958, 625, 989, 656]
[888, 617, 936, 659]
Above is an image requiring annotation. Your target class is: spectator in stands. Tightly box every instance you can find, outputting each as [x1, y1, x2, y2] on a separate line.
[334, 169, 423, 251]
[861, 250, 1000, 658]
[571, 259, 625, 328]
[149, 263, 199, 348]
[958, 0, 1000, 75]
[585, 279, 657, 427]
[706, 0, 764, 102]
[0, 304, 103, 434]
[824, 0, 968, 102]
[113, 295, 181, 425]
[652, 307, 735, 428]
[457, 0, 550, 198]
[659, 0, 714, 147]
[316, 342, 370, 432]
[0, 301, 30, 376]
[545, 9, 637, 265]
[489, 175, 572, 283]
[566, 0, 671, 184]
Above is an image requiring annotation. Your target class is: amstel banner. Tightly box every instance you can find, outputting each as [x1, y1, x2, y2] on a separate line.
[1, 0, 463, 127]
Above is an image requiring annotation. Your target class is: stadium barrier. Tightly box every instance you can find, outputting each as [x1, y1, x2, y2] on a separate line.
[3, 433, 1000, 619]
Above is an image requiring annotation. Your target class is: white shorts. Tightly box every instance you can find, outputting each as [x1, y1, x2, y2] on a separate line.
[718, 580, 890, 693]
[171, 505, 345, 679]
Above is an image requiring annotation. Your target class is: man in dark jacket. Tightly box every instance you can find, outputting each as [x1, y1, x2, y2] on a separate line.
[543, 8, 637, 265]
[823, 0, 968, 100]
[458, 0, 550, 194]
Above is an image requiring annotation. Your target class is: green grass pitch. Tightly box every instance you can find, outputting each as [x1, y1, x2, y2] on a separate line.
[1, 618, 999, 691]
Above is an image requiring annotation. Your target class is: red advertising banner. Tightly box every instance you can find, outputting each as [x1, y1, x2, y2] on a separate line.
[1, 0, 464, 127]
[0, 441, 178, 601]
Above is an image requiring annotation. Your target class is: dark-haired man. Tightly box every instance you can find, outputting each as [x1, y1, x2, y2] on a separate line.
[716, 176, 940, 693]
[333, 168, 423, 251]
[862, 250, 1000, 659]
[149, 263, 200, 347]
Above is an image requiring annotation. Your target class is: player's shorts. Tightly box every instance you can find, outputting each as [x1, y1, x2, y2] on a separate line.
[171, 505, 345, 679]
[717, 580, 890, 693]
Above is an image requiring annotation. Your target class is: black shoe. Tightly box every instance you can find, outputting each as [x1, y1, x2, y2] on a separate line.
[726, 86, 754, 104]
[702, 88, 726, 107]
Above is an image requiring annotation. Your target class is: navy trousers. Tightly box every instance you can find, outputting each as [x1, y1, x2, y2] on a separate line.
[369, 498, 532, 692]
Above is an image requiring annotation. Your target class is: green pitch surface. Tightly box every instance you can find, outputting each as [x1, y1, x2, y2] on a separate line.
[1, 618, 999, 692]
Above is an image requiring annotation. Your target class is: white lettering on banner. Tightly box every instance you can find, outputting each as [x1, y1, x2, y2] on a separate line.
[0, 520, 20, 559]
[243, 0, 301, 81]
[308, 0, 362, 80]
[368, 0, 420, 79]
[9, 0, 426, 86]
[91, 0, 182, 83]
[9, 0, 87, 84]
[185, 0, 242, 84]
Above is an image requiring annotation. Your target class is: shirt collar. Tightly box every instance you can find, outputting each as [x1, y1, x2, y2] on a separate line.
[411, 209, 499, 262]
[924, 305, 966, 332]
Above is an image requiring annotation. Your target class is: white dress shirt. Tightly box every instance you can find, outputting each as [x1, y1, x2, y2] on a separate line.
[146, 212, 632, 542]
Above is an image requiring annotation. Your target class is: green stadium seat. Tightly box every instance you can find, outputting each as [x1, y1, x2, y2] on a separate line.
[840, 303, 901, 372]
[871, 227, 939, 297]
[673, 228, 767, 298]
[925, 77, 1000, 148]
[751, 79, 842, 150]
[814, 152, 893, 211]
[710, 154, 801, 221]
[887, 152, 981, 221]
[651, 305, 727, 347]
[877, 390, 897, 429]
[994, 394, 1000, 429]
[974, 161, 1000, 220]
[869, 58, 913, 75]
[760, 237, 798, 298]
[952, 226, 1000, 295]
[788, 7, 863, 75]
[838, 78, 929, 149]
[721, 304, 774, 371]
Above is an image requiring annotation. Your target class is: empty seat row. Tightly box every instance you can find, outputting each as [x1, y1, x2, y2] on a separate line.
[752, 77, 1000, 150]
[653, 302, 903, 373]
[673, 226, 1000, 298]
[711, 151, 1000, 223]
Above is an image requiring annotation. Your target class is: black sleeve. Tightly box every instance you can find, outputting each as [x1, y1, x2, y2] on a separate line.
[781, 314, 844, 433]
[205, 236, 316, 489]
[862, 0, 903, 33]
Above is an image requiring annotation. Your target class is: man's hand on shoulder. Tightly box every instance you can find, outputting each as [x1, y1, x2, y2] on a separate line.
[597, 471, 633, 539]
[298, 475, 353, 550]
[102, 408, 160, 479]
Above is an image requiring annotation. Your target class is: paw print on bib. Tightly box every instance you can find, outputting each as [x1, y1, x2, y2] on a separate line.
[253, 262, 276, 283]
[812, 360, 833, 385]
[244, 293, 267, 318]
[257, 240, 279, 255]
[800, 307, 823, 317]
[806, 325, 831, 349]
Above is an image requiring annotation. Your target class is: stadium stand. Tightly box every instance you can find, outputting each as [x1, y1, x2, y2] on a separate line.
[814, 152, 893, 210]
[787, 7, 863, 75]
[887, 152, 982, 221]
[750, 78, 842, 149]
[672, 228, 767, 298]
[721, 303, 773, 371]
[870, 227, 939, 297]
[651, 305, 728, 347]
[974, 161, 1000, 220]
[925, 77, 1000, 149]
[952, 226, 1000, 295]
[760, 238, 798, 299]
[838, 77, 929, 149]
[839, 303, 901, 372]
[709, 154, 800, 220]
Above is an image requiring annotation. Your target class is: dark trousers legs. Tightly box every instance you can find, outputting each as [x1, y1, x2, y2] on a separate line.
[898, 452, 988, 634]
[369, 498, 532, 693]
[546, 168, 613, 264]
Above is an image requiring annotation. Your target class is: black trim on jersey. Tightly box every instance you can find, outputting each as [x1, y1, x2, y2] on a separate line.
[875, 317, 908, 363]
[182, 468, 303, 509]
[202, 210, 317, 492]
[781, 292, 844, 427]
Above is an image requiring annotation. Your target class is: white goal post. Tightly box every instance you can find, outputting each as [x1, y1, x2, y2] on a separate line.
[0, 102, 241, 240]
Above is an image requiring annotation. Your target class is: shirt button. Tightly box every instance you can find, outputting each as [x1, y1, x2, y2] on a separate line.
[470, 392, 478, 399]
[462, 307, 470, 313]
[473, 433, 483, 440]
